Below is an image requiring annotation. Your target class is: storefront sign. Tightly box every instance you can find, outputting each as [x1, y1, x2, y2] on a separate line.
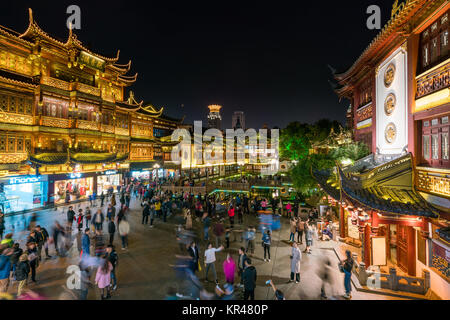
[104, 170, 117, 175]
[9, 176, 41, 185]
[69, 173, 82, 179]
[131, 171, 149, 177]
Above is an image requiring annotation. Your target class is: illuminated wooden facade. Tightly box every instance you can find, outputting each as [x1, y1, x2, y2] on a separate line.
[326, 0, 449, 299]
[0, 9, 181, 209]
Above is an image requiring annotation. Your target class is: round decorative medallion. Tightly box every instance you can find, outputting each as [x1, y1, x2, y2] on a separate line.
[384, 93, 396, 116]
[384, 63, 396, 88]
[385, 122, 397, 144]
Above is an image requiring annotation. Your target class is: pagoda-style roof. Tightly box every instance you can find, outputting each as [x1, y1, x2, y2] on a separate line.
[19, 9, 120, 64]
[313, 153, 441, 218]
[334, 0, 443, 97]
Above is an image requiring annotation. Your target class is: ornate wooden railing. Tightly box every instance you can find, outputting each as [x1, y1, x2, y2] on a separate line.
[0, 152, 28, 164]
[0, 112, 33, 125]
[41, 116, 71, 128]
[416, 167, 450, 198]
[41, 76, 70, 91]
[77, 119, 99, 131]
[70, 82, 101, 96]
[416, 61, 450, 99]
[101, 124, 115, 134]
[115, 127, 129, 136]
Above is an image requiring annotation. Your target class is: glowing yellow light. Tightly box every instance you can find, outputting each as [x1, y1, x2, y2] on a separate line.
[415, 88, 450, 112]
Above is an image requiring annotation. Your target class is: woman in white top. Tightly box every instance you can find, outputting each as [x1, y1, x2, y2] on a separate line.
[204, 243, 224, 284]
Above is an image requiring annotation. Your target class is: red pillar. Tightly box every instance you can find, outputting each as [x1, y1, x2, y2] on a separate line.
[364, 224, 371, 267]
[407, 226, 416, 276]
[339, 205, 345, 238]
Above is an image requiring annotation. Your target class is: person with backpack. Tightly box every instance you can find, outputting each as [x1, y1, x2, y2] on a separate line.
[35, 225, 51, 260]
[14, 253, 30, 296]
[339, 250, 354, 299]
[262, 230, 271, 262]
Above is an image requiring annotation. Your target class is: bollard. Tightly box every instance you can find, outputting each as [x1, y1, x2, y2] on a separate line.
[423, 270, 430, 293]
[389, 267, 398, 291]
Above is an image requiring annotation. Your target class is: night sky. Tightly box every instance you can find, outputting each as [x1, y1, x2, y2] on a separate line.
[1, 0, 395, 129]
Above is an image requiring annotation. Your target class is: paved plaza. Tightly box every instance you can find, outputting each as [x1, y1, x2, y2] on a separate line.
[1, 197, 406, 300]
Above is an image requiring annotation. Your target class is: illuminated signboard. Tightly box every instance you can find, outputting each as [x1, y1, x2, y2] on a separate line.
[104, 170, 117, 175]
[69, 173, 82, 179]
[9, 176, 41, 185]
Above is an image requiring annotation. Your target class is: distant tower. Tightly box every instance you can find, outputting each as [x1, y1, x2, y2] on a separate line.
[232, 111, 245, 130]
[207, 105, 222, 129]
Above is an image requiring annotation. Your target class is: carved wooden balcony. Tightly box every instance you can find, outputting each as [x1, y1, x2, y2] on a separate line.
[416, 61, 450, 99]
[101, 124, 115, 133]
[0, 112, 33, 125]
[41, 75, 70, 91]
[41, 116, 71, 128]
[416, 167, 450, 198]
[77, 119, 100, 131]
[0, 152, 28, 164]
[115, 127, 130, 136]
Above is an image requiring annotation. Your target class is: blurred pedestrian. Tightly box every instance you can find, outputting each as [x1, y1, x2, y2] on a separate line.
[95, 258, 113, 300]
[339, 250, 354, 299]
[81, 228, 91, 258]
[0, 246, 12, 292]
[262, 230, 271, 262]
[26, 242, 38, 283]
[118, 217, 130, 250]
[108, 219, 116, 246]
[105, 245, 118, 291]
[204, 243, 223, 284]
[223, 253, 236, 284]
[15, 253, 30, 296]
[92, 209, 104, 232]
[289, 242, 302, 283]
[242, 258, 257, 300]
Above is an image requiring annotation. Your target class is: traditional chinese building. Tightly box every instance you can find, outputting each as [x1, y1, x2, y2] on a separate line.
[317, 0, 449, 299]
[0, 9, 181, 212]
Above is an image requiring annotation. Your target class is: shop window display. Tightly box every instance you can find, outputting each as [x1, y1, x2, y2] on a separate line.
[97, 174, 122, 195]
[2, 181, 47, 213]
[54, 177, 93, 203]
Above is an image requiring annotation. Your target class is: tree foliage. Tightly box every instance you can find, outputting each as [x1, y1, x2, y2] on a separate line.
[280, 120, 369, 200]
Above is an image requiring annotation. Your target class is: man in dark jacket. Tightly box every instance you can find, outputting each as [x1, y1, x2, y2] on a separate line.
[81, 228, 90, 257]
[142, 203, 150, 225]
[108, 219, 116, 245]
[35, 225, 51, 260]
[237, 247, 248, 288]
[10, 243, 22, 273]
[0, 246, 12, 292]
[187, 241, 199, 274]
[105, 245, 118, 290]
[67, 206, 76, 227]
[242, 258, 257, 300]
[14, 254, 30, 296]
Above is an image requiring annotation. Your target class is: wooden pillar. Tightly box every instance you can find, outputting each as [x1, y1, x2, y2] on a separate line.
[364, 223, 371, 267]
[339, 204, 345, 238]
[407, 226, 416, 276]
[371, 210, 379, 235]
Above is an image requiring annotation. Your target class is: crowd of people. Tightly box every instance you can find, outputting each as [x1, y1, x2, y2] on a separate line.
[0, 175, 354, 300]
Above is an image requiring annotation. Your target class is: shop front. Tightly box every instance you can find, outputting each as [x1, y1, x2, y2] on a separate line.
[52, 172, 94, 204]
[0, 175, 48, 213]
[97, 170, 122, 195]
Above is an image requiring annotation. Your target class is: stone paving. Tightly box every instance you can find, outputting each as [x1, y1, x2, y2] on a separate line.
[1, 196, 407, 300]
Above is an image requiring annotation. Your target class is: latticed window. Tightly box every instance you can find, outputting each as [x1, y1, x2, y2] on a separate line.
[442, 132, 449, 160]
[0, 94, 7, 111]
[18, 97, 24, 113]
[25, 139, 32, 152]
[423, 135, 430, 159]
[25, 99, 33, 114]
[9, 96, 16, 113]
[0, 136, 6, 152]
[8, 137, 15, 152]
[16, 137, 24, 152]
[25, 138, 32, 150]
[432, 134, 439, 159]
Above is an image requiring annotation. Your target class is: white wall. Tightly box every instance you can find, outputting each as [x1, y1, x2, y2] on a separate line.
[376, 44, 409, 154]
